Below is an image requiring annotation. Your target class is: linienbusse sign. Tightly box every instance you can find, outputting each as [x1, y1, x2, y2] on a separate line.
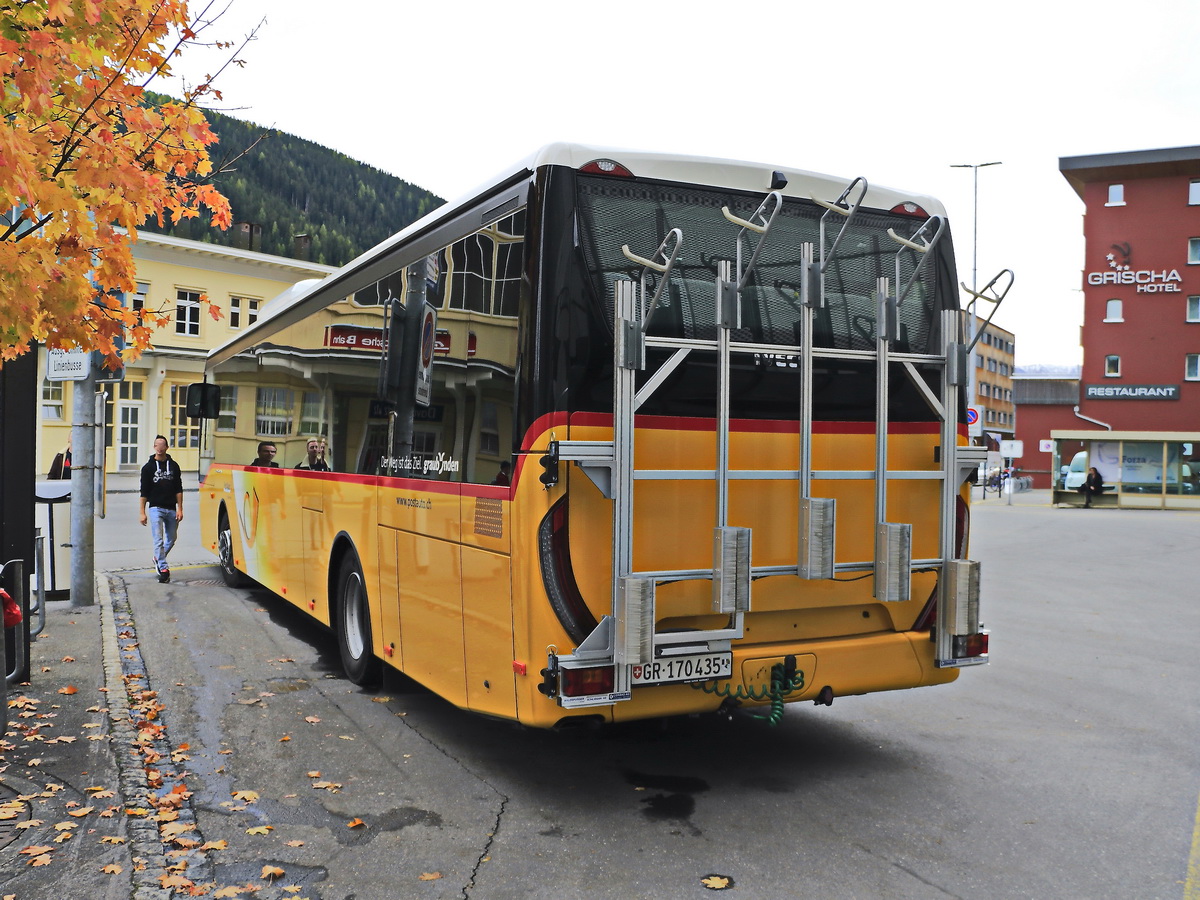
[1084, 383, 1179, 400]
[46, 348, 89, 381]
[1085, 269, 1182, 293]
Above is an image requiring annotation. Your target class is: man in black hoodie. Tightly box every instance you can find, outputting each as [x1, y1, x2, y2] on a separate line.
[139, 434, 184, 583]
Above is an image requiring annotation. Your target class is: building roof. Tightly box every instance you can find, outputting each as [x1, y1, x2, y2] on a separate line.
[1014, 378, 1079, 405]
[1059, 145, 1200, 198]
[127, 229, 338, 281]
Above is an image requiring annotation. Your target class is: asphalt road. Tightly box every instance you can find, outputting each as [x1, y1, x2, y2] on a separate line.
[27, 490, 1200, 898]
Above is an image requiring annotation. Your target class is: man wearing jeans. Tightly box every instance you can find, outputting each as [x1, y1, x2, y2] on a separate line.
[139, 434, 184, 583]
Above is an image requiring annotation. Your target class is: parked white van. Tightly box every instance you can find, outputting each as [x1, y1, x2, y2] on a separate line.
[1061, 450, 1088, 489]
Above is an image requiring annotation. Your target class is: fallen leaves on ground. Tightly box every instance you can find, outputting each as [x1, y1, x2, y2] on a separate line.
[701, 874, 733, 890]
[419, 872, 442, 881]
[346, 817, 364, 828]
[262, 864, 286, 881]
[246, 825, 273, 835]
[102, 863, 123, 874]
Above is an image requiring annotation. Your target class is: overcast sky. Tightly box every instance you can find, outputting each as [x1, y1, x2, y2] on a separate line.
[166, 0, 1200, 366]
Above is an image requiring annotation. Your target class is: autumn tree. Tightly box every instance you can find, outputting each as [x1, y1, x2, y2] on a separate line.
[0, 0, 236, 366]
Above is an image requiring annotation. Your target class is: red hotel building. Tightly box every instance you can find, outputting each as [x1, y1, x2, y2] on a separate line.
[1030, 146, 1200, 507]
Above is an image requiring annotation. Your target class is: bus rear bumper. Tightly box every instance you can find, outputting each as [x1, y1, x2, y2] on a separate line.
[598, 630, 958, 724]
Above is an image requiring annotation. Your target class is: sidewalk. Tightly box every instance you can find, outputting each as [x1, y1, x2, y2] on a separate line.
[3, 475, 216, 899]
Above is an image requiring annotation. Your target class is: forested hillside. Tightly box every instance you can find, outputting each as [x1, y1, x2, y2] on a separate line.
[140, 103, 443, 266]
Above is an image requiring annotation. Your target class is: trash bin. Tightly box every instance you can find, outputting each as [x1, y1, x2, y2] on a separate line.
[34, 480, 71, 601]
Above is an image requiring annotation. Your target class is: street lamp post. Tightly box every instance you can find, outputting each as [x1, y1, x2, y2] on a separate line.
[951, 161, 1002, 452]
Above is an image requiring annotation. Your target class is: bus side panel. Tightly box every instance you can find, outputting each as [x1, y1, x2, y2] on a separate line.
[318, 476, 379, 627]
[458, 490, 517, 717]
[397, 534, 465, 706]
[376, 526, 404, 670]
[375, 479, 463, 697]
[228, 466, 306, 602]
[461, 545, 516, 718]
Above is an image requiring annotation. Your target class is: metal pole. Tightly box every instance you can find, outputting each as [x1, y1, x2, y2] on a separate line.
[951, 161, 1001, 463]
[70, 370, 97, 607]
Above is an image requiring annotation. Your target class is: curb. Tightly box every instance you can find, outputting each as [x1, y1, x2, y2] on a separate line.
[99, 572, 215, 898]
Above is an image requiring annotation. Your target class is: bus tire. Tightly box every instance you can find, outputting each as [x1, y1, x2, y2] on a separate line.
[335, 554, 380, 687]
[217, 508, 249, 588]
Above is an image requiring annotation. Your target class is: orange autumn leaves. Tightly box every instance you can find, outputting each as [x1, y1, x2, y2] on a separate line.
[0, 0, 233, 364]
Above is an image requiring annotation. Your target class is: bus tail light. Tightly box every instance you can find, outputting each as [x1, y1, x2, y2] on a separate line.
[560, 665, 614, 697]
[579, 158, 634, 177]
[953, 632, 989, 658]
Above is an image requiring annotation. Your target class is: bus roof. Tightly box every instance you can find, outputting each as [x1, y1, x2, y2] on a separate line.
[206, 142, 948, 367]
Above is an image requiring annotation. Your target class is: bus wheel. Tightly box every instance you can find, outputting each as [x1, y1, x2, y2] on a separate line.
[217, 509, 248, 587]
[336, 555, 380, 687]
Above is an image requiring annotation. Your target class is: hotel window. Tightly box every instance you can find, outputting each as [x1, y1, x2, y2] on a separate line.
[255, 388, 294, 436]
[230, 296, 259, 329]
[1188, 296, 1200, 322]
[175, 289, 201, 336]
[1187, 354, 1200, 381]
[217, 386, 237, 432]
[169, 385, 200, 448]
[1105, 299, 1123, 322]
[480, 401, 500, 456]
[132, 281, 149, 313]
[41, 379, 64, 419]
[1189, 239, 1200, 265]
[299, 391, 324, 436]
[1104, 355, 1121, 377]
[1190, 181, 1200, 205]
[1106, 184, 1124, 206]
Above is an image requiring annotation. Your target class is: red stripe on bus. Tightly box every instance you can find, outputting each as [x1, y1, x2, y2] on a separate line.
[227, 465, 514, 500]
[565, 412, 946, 435]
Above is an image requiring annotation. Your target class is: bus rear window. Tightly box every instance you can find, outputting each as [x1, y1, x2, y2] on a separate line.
[574, 175, 950, 355]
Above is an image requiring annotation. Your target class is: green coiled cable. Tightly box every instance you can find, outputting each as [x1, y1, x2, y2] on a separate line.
[691, 662, 805, 726]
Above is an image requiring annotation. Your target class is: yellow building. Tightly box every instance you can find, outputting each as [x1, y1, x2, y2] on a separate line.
[37, 232, 336, 475]
[962, 312, 1016, 444]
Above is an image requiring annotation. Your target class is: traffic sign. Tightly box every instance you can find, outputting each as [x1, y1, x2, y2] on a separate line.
[966, 407, 979, 425]
[414, 302, 436, 408]
[46, 348, 89, 381]
[999, 440, 1024, 458]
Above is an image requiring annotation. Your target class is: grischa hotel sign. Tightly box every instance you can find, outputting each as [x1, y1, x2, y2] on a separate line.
[1086, 242, 1182, 293]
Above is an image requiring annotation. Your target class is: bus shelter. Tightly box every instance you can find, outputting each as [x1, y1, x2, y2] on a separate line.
[1050, 430, 1200, 509]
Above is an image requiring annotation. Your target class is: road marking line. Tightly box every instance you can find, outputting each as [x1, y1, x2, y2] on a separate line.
[1186, 788, 1200, 899]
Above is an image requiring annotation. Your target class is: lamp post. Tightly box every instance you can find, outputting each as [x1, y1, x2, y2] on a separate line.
[951, 161, 1002, 452]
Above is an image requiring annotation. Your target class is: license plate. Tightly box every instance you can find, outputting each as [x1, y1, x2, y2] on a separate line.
[631, 652, 732, 686]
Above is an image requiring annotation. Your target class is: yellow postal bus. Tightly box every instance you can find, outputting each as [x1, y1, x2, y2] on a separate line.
[190, 143, 993, 727]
